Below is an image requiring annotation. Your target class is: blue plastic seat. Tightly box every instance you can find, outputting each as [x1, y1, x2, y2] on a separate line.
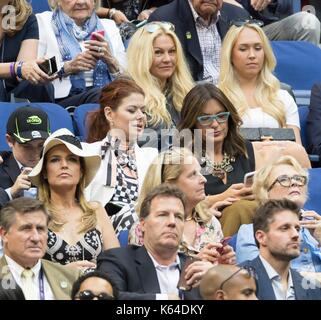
[28, 0, 50, 14]
[306, 168, 321, 214]
[0, 102, 74, 151]
[271, 41, 321, 91]
[298, 105, 319, 163]
[117, 230, 129, 247]
[73, 103, 99, 141]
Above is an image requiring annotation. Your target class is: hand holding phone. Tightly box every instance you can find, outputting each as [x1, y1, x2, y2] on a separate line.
[217, 236, 232, 255]
[244, 171, 256, 188]
[177, 256, 200, 291]
[90, 30, 105, 41]
[39, 56, 58, 76]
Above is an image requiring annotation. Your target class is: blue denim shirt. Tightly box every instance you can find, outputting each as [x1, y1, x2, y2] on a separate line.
[236, 224, 321, 272]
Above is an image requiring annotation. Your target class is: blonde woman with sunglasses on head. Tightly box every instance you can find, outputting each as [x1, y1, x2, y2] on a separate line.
[126, 21, 194, 150]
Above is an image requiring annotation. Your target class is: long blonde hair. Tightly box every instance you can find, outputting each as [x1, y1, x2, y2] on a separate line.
[253, 155, 308, 205]
[136, 148, 212, 223]
[3, 0, 32, 36]
[126, 25, 194, 126]
[219, 24, 286, 127]
[38, 157, 97, 234]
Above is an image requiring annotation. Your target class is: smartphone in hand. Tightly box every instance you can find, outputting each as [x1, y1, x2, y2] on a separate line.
[244, 171, 256, 188]
[39, 56, 58, 76]
[177, 256, 200, 291]
[217, 236, 232, 255]
[90, 30, 105, 40]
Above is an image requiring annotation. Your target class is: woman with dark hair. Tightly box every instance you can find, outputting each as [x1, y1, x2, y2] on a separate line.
[85, 78, 158, 230]
[0, 0, 54, 102]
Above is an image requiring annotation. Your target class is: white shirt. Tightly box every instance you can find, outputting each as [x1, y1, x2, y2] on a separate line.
[260, 255, 295, 300]
[148, 252, 181, 300]
[5, 255, 55, 300]
[241, 90, 300, 128]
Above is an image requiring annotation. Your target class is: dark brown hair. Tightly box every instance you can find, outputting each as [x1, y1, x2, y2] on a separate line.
[86, 77, 145, 143]
[178, 83, 247, 157]
[140, 183, 186, 219]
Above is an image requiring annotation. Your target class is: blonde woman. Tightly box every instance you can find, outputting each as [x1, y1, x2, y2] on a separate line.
[236, 155, 321, 274]
[219, 22, 301, 144]
[126, 22, 194, 150]
[128, 148, 235, 265]
[29, 128, 120, 271]
[0, 0, 53, 101]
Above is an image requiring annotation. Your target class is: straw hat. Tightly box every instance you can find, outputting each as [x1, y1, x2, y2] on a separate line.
[29, 128, 101, 187]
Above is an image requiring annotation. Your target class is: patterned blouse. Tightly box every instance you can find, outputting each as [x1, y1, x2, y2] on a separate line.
[45, 229, 103, 265]
[128, 215, 224, 255]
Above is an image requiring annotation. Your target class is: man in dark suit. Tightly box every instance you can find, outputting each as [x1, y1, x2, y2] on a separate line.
[97, 184, 213, 300]
[0, 106, 50, 209]
[148, 0, 249, 82]
[242, 199, 321, 300]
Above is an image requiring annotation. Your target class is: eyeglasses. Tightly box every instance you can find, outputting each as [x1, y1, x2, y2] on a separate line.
[143, 21, 175, 33]
[230, 19, 264, 27]
[197, 112, 230, 126]
[75, 290, 115, 300]
[268, 174, 307, 191]
[219, 266, 256, 290]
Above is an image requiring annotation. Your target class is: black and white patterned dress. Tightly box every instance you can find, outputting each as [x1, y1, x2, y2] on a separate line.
[44, 229, 103, 264]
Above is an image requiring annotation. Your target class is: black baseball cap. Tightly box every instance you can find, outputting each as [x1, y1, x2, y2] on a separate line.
[6, 105, 51, 144]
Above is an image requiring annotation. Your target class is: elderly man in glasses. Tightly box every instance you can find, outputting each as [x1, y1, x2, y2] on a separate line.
[240, 199, 321, 300]
[200, 264, 257, 300]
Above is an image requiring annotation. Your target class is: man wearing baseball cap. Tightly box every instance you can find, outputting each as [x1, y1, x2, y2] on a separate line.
[0, 105, 50, 209]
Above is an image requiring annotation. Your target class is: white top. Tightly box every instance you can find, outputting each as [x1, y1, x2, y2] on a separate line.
[241, 90, 300, 129]
[5, 255, 55, 300]
[259, 255, 295, 300]
[148, 252, 180, 300]
[36, 11, 126, 99]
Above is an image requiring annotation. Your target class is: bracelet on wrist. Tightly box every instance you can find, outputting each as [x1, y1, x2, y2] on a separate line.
[9, 62, 16, 78]
[108, 8, 117, 19]
[16, 61, 24, 81]
[57, 66, 66, 81]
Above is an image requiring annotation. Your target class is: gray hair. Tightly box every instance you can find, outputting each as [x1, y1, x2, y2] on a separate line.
[48, 0, 101, 11]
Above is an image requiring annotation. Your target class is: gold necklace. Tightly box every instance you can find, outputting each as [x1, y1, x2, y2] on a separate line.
[201, 153, 235, 180]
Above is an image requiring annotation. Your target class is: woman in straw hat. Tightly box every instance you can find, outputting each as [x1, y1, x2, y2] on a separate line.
[29, 128, 119, 271]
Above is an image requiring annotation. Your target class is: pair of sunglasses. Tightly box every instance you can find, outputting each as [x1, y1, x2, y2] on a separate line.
[197, 112, 230, 126]
[230, 19, 264, 27]
[75, 290, 115, 300]
[143, 21, 175, 33]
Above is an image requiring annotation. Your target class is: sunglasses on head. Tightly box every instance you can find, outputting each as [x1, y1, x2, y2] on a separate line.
[230, 19, 264, 27]
[143, 21, 175, 33]
[75, 290, 115, 300]
[219, 266, 257, 290]
[197, 112, 230, 126]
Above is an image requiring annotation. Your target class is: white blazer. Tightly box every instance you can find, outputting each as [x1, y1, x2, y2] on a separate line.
[84, 139, 158, 208]
[36, 11, 127, 99]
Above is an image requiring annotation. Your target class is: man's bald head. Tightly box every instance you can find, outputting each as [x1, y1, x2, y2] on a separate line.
[200, 265, 257, 300]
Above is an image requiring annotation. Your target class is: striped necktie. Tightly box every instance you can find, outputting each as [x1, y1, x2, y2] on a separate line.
[21, 269, 38, 300]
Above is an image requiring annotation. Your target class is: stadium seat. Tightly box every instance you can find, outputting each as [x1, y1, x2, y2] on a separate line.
[306, 168, 321, 214]
[0, 102, 74, 151]
[271, 41, 321, 91]
[28, 0, 50, 13]
[227, 234, 237, 251]
[117, 229, 129, 247]
[298, 105, 319, 163]
[73, 103, 99, 141]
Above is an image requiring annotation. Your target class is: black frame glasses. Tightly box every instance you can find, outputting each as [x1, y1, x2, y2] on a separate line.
[75, 290, 115, 300]
[219, 266, 257, 290]
[268, 174, 307, 191]
[197, 112, 230, 126]
[230, 19, 264, 27]
[143, 21, 175, 33]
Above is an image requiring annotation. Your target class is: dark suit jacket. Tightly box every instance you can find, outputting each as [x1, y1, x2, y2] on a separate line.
[97, 245, 202, 300]
[148, 0, 249, 81]
[307, 83, 321, 163]
[241, 256, 321, 300]
[0, 152, 21, 208]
